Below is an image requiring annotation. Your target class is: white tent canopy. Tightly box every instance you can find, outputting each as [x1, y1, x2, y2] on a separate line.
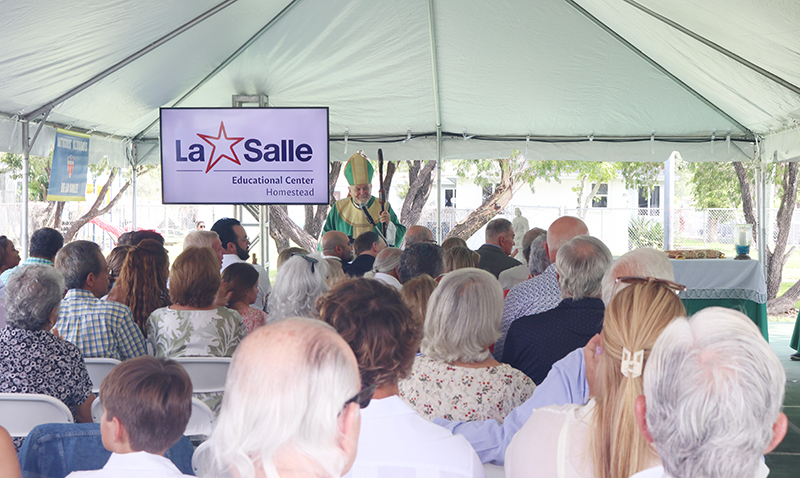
[2, 0, 799, 167]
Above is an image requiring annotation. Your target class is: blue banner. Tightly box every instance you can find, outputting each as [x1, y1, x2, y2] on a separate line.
[47, 129, 90, 201]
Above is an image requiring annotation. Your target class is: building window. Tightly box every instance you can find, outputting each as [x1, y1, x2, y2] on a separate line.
[591, 183, 608, 208]
[638, 186, 660, 216]
[445, 188, 456, 208]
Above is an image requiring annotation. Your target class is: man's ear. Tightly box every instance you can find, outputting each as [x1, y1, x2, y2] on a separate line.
[224, 242, 237, 254]
[764, 413, 788, 455]
[338, 402, 360, 474]
[634, 395, 654, 443]
[84, 271, 98, 290]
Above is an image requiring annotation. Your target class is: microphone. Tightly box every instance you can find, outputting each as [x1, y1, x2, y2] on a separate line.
[360, 203, 376, 226]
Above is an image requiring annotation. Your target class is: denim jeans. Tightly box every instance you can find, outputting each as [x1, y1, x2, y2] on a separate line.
[17, 423, 195, 477]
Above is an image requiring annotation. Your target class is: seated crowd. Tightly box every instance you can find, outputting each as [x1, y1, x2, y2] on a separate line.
[0, 217, 788, 478]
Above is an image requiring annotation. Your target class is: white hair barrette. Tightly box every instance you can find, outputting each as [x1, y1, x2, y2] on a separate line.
[620, 347, 644, 378]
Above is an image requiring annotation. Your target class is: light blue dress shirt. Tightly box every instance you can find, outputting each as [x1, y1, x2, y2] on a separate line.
[434, 347, 589, 465]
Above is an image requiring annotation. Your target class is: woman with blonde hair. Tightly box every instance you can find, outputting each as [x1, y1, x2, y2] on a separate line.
[505, 278, 687, 478]
[444, 246, 480, 272]
[400, 273, 437, 326]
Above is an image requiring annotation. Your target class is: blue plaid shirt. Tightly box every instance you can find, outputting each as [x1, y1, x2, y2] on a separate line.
[0, 257, 54, 285]
[56, 289, 147, 360]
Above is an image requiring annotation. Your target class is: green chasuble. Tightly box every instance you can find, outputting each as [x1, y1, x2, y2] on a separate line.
[322, 196, 406, 247]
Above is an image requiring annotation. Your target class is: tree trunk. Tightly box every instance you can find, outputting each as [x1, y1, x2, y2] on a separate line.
[732, 162, 757, 242]
[766, 162, 799, 302]
[305, 160, 342, 240]
[400, 160, 435, 226]
[64, 167, 131, 242]
[446, 157, 518, 239]
[269, 205, 318, 251]
[52, 201, 65, 231]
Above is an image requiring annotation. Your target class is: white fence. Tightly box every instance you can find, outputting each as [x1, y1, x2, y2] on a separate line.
[0, 202, 793, 258]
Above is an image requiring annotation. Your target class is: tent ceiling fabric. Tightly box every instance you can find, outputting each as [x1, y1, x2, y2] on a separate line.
[1, 0, 798, 167]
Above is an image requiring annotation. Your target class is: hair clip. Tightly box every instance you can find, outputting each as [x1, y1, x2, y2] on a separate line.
[620, 347, 644, 378]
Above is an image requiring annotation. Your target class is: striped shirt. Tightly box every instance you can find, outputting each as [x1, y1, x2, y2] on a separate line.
[56, 289, 147, 360]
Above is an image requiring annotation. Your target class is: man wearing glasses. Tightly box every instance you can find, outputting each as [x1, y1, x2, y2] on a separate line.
[195, 318, 363, 478]
[211, 218, 271, 312]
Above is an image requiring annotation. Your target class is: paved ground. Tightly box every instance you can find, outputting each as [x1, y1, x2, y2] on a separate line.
[766, 321, 800, 477]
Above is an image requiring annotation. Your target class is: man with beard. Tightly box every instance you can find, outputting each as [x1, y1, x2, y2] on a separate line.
[322, 151, 405, 247]
[211, 218, 271, 312]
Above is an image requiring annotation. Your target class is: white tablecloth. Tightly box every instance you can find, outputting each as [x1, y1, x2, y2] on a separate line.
[670, 259, 767, 304]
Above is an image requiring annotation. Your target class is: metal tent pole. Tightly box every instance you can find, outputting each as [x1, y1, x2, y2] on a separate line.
[663, 152, 674, 249]
[21, 121, 29, 259]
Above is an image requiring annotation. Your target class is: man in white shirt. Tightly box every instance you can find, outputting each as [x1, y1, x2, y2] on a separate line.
[68, 356, 194, 478]
[632, 307, 788, 478]
[211, 218, 271, 311]
[195, 318, 362, 478]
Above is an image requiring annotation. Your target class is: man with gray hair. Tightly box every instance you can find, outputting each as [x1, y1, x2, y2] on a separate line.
[55, 240, 146, 360]
[633, 307, 787, 478]
[477, 218, 522, 278]
[397, 242, 445, 284]
[195, 318, 362, 478]
[502, 236, 611, 384]
[182, 230, 224, 267]
[496, 216, 588, 360]
[436, 246, 674, 465]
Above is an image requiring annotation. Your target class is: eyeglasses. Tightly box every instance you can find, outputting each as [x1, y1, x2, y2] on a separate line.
[615, 276, 687, 293]
[291, 252, 318, 273]
[343, 383, 376, 410]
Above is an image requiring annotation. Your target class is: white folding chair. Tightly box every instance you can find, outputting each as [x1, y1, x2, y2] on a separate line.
[185, 398, 214, 437]
[84, 357, 122, 394]
[173, 357, 232, 394]
[91, 397, 213, 437]
[484, 464, 506, 478]
[0, 393, 74, 437]
[91, 397, 104, 423]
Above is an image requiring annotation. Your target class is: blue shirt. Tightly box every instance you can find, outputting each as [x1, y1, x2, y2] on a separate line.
[503, 297, 605, 384]
[434, 347, 588, 465]
[495, 263, 561, 360]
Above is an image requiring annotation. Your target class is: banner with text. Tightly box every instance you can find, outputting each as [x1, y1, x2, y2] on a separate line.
[160, 107, 329, 205]
[46, 129, 90, 201]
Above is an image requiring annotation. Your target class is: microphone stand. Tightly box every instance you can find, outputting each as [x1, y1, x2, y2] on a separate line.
[359, 203, 388, 245]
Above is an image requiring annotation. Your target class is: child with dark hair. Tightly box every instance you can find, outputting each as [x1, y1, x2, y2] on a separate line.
[218, 262, 267, 334]
[67, 356, 193, 478]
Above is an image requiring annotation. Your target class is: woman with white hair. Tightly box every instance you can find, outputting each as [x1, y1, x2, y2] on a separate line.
[399, 268, 535, 423]
[363, 247, 402, 290]
[268, 252, 329, 322]
[0, 265, 95, 449]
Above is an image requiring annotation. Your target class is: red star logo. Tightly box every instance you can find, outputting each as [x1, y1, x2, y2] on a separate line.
[197, 121, 244, 173]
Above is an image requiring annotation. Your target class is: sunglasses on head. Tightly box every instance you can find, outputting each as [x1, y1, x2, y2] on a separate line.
[615, 276, 687, 293]
[291, 252, 318, 273]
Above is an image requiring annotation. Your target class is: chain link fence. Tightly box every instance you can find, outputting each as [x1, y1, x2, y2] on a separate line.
[1, 202, 796, 259]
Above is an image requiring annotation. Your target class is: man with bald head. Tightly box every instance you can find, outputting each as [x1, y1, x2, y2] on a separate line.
[196, 318, 362, 478]
[403, 225, 434, 248]
[495, 216, 588, 360]
[321, 231, 353, 266]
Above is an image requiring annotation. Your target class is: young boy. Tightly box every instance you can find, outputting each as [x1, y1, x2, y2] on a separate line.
[68, 356, 194, 478]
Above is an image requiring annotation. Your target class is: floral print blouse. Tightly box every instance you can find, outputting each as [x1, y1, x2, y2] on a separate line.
[399, 354, 535, 423]
[235, 306, 267, 334]
[147, 306, 246, 410]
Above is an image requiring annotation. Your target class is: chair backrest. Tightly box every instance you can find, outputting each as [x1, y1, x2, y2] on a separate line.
[84, 357, 122, 394]
[90, 397, 213, 437]
[173, 357, 232, 394]
[185, 398, 214, 437]
[0, 393, 74, 437]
